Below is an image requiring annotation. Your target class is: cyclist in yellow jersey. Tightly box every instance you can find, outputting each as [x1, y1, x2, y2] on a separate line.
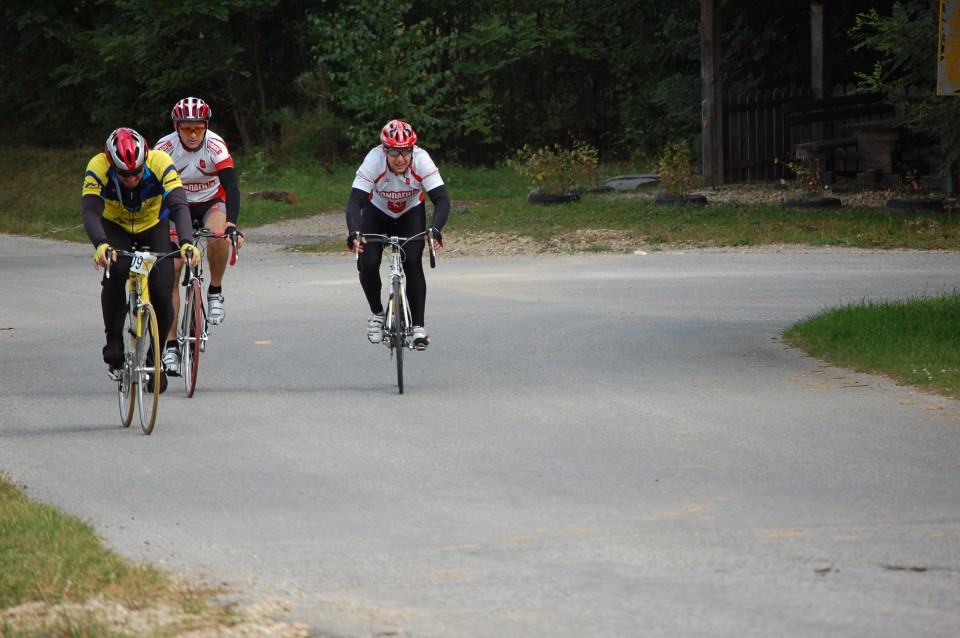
[83, 128, 198, 391]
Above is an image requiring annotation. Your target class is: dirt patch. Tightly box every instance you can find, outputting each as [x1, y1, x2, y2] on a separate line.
[243, 180, 950, 258]
[1, 592, 310, 637]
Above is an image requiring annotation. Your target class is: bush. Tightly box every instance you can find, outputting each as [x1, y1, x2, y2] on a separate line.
[508, 140, 600, 195]
[656, 142, 695, 199]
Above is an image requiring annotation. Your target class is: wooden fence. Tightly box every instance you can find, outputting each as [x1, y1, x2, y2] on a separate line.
[722, 84, 910, 183]
[724, 87, 809, 183]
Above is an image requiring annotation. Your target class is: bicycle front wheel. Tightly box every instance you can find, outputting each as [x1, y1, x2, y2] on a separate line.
[392, 278, 404, 394]
[181, 279, 202, 397]
[118, 305, 135, 427]
[135, 303, 161, 434]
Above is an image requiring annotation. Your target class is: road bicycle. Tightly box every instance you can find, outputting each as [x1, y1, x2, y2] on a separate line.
[106, 246, 184, 434]
[358, 229, 436, 394]
[174, 227, 239, 397]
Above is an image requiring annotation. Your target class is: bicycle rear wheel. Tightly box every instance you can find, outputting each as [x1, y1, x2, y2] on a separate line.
[181, 279, 202, 397]
[392, 278, 404, 394]
[118, 305, 135, 427]
[135, 303, 161, 434]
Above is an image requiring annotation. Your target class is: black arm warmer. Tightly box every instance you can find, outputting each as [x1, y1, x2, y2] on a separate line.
[218, 166, 241, 224]
[427, 184, 451, 232]
[82, 194, 108, 247]
[166, 187, 195, 245]
[345, 187, 370, 236]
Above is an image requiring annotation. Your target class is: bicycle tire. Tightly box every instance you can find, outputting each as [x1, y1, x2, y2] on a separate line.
[182, 279, 202, 397]
[135, 303, 161, 435]
[118, 305, 136, 428]
[393, 276, 404, 394]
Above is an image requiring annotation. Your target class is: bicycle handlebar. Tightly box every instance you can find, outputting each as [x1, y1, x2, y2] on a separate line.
[193, 227, 240, 266]
[355, 229, 437, 271]
[104, 246, 183, 280]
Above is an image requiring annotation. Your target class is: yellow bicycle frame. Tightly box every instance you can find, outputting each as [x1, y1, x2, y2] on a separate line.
[127, 251, 157, 337]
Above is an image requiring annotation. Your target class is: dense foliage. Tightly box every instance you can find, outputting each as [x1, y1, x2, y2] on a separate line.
[1, 0, 952, 168]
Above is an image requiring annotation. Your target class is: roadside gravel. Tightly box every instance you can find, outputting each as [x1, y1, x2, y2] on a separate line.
[243, 180, 944, 258]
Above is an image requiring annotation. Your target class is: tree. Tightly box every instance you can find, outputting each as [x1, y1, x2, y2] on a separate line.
[0, 0, 101, 145]
[851, 0, 960, 180]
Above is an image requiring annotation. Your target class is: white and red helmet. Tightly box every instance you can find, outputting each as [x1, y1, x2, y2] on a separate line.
[171, 97, 212, 122]
[105, 128, 148, 174]
[380, 119, 417, 148]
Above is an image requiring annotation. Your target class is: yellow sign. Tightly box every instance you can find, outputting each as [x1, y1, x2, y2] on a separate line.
[939, 0, 960, 94]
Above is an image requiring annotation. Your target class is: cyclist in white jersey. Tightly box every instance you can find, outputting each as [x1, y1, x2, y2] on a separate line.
[346, 119, 450, 349]
[154, 97, 244, 374]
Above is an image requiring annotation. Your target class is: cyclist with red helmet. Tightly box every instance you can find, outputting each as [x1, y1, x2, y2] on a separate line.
[346, 119, 451, 349]
[154, 97, 244, 375]
[83, 127, 198, 389]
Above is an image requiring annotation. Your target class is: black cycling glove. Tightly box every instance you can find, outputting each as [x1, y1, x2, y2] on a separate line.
[346, 231, 361, 250]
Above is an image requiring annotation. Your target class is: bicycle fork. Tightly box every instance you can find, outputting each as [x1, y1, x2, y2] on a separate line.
[383, 261, 413, 351]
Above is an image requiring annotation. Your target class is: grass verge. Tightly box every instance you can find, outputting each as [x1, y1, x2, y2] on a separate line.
[783, 293, 960, 399]
[0, 472, 306, 637]
[4, 145, 960, 251]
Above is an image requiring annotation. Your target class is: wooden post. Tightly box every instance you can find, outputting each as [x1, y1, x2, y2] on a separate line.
[810, 0, 828, 99]
[701, 0, 725, 187]
[810, 0, 829, 142]
[939, 0, 959, 192]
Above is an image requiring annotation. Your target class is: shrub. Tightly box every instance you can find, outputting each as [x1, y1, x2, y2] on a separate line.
[656, 142, 695, 199]
[509, 140, 600, 195]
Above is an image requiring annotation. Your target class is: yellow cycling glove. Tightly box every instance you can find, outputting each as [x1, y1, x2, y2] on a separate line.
[179, 241, 197, 263]
[94, 242, 112, 267]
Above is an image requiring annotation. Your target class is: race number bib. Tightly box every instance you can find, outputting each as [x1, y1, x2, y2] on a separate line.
[130, 251, 157, 275]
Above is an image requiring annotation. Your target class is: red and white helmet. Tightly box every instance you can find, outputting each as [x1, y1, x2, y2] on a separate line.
[105, 128, 148, 173]
[380, 119, 417, 148]
[171, 97, 212, 122]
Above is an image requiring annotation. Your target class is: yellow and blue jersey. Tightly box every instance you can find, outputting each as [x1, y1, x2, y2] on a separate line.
[82, 150, 184, 234]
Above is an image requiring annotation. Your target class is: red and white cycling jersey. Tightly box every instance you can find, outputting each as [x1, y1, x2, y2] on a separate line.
[154, 130, 234, 204]
[351, 146, 444, 218]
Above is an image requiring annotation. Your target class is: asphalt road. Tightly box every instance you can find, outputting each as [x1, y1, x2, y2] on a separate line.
[2, 234, 960, 637]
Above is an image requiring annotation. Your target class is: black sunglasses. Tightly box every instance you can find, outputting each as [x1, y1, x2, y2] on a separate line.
[383, 146, 413, 158]
[116, 166, 144, 178]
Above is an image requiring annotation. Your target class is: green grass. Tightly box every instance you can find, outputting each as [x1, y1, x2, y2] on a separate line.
[449, 194, 960, 250]
[784, 293, 960, 399]
[6, 144, 960, 251]
[0, 472, 237, 637]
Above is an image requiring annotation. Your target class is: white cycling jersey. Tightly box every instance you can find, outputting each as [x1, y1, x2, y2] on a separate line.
[351, 146, 444, 218]
[154, 130, 234, 204]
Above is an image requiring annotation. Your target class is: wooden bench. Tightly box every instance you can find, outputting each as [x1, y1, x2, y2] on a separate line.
[783, 92, 896, 177]
[793, 137, 858, 160]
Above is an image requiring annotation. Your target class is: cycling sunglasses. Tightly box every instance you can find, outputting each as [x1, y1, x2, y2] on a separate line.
[115, 166, 144, 178]
[179, 124, 207, 136]
[383, 146, 413, 158]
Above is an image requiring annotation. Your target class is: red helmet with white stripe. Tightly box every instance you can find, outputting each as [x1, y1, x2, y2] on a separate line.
[380, 119, 417, 148]
[171, 97, 212, 122]
[105, 128, 148, 173]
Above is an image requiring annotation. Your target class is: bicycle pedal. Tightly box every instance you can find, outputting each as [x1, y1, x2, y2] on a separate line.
[107, 368, 122, 382]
